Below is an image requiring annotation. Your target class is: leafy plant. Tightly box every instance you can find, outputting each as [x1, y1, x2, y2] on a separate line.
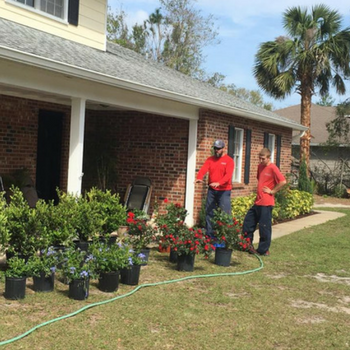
[85, 188, 127, 237]
[163, 222, 211, 257]
[89, 241, 130, 273]
[298, 157, 313, 194]
[26, 247, 57, 278]
[155, 199, 188, 249]
[5, 256, 28, 278]
[4, 186, 40, 256]
[125, 210, 156, 251]
[58, 248, 96, 283]
[211, 209, 248, 250]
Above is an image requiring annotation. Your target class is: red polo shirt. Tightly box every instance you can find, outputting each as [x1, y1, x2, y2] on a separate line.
[197, 154, 234, 191]
[255, 163, 285, 206]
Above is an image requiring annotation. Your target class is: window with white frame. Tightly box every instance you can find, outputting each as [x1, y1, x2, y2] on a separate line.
[10, 0, 68, 21]
[267, 133, 275, 163]
[232, 128, 243, 183]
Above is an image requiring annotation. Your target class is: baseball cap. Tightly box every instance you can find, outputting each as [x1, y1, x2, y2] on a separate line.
[213, 140, 225, 148]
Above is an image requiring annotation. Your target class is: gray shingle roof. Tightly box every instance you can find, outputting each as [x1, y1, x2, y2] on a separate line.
[0, 17, 304, 129]
[275, 104, 336, 144]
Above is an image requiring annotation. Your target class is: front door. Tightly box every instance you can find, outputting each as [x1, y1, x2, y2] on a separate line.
[36, 110, 63, 203]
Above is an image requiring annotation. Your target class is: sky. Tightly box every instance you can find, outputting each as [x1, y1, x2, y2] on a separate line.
[107, 0, 350, 110]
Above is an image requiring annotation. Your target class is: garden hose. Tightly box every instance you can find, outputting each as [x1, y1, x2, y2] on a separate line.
[0, 254, 263, 347]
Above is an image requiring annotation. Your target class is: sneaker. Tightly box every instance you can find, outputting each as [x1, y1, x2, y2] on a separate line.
[248, 245, 258, 255]
[258, 250, 270, 256]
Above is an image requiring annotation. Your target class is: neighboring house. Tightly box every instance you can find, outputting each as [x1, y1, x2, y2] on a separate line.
[275, 103, 349, 176]
[0, 0, 306, 225]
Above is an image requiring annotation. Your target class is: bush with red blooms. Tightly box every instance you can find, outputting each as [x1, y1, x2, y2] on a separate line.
[125, 209, 156, 252]
[163, 222, 214, 258]
[211, 209, 250, 250]
[154, 199, 189, 250]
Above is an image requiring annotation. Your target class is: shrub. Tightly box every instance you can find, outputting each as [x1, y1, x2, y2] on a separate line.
[298, 157, 313, 194]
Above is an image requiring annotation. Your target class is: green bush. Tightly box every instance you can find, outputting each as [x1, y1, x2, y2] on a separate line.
[298, 157, 313, 194]
[231, 189, 313, 224]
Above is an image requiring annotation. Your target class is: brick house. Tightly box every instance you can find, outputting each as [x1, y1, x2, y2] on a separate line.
[0, 0, 306, 225]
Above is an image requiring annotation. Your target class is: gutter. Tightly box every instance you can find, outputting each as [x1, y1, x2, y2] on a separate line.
[0, 45, 307, 131]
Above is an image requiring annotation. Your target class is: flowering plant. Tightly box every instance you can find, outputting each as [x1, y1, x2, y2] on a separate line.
[124, 246, 148, 266]
[27, 247, 58, 278]
[89, 241, 130, 273]
[155, 199, 188, 249]
[125, 210, 156, 251]
[211, 209, 249, 250]
[163, 222, 213, 257]
[58, 247, 96, 283]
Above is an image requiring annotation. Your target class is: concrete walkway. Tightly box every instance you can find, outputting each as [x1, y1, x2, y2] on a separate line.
[253, 205, 350, 244]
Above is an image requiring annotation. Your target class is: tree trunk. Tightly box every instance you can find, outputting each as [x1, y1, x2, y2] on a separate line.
[299, 90, 312, 176]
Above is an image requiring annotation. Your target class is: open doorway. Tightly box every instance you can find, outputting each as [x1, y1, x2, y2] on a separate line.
[36, 110, 63, 203]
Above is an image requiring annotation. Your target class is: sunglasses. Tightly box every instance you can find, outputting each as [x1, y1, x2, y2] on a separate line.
[214, 147, 223, 151]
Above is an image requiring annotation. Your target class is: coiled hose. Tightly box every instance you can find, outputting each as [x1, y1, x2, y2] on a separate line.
[0, 255, 263, 346]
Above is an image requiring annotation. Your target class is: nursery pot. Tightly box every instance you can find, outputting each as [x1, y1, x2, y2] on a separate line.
[98, 271, 120, 293]
[33, 272, 55, 292]
[140, 247, 151, 266]
[69, 278, 90, 300]
[120, 265, 141, 285]
[169, 249, 178, 263]
[214, 248, 233, 267]
[5, 276, 27, 300]
[176, 254, 195, 272]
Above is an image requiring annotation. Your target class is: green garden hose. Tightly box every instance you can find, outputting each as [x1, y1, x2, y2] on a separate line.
[0, 255, 263, 346]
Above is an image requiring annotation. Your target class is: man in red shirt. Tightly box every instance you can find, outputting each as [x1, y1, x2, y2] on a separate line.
[243, 148, 286, 256]
[196, 140, 234, 238]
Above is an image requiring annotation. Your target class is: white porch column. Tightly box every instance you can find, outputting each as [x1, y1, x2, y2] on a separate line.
[67, 98, 86, 195]
[185, 119, 198, 227]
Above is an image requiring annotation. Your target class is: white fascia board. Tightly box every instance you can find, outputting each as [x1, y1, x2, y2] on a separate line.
[0, 45, 305, 130]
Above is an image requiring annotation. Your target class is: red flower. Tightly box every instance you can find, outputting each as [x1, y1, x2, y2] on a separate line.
[164, 198, 169, 203]
[128, 212, 135, 219]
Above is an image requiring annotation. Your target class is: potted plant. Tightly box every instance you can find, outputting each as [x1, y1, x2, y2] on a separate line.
[85, 188, 127, 242]
[26, 247, 57, 292]
[166, 223, 211, 272]
[120, 246, 147, 285]
[154, 199, 188, 253]
[67, 193, 104, 251]
[89, 241, 129, 292]
[124, 210, 156, 263]
[35, 194, 75, 249]
[3, 186, 40, 259]
[211, 209, 248, 266]
[4, 256, 28, 299]
[58, 247, 96, 300]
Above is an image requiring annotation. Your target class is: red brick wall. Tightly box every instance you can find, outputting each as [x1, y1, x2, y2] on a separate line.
[83, 110, 189, 214]
[0, 95, 70, 190]
[193, 109, 292, 223]
[1, 95, 292, 223]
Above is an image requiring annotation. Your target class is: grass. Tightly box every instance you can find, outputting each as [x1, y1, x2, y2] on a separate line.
[1, 208, 350, 349]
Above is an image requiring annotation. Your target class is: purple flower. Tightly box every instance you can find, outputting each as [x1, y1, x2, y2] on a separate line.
[50, 266, 56, 273]
[80, 270, 89, 278]
[128, 257, 133, 266]
[69, 267, 76, 274]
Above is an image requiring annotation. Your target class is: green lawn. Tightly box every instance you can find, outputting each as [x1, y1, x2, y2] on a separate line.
[1, 208, 350, 350]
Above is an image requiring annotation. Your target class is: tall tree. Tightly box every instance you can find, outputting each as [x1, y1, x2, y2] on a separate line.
[253, 4, 350, 171]
[107, 0, 219, 79]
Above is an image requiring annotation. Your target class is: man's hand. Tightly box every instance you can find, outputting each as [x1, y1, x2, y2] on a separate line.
[209, 182, 220, 188]
[195, 179, 203, 184]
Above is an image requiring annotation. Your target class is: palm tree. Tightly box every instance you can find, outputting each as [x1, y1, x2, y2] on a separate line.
[253, 4, 350, 170]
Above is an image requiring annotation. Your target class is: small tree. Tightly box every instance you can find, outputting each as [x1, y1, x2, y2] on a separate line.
[298, 157, 313, 194]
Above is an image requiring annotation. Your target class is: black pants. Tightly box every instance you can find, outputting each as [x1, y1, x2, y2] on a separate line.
[242, 205, 273, 254]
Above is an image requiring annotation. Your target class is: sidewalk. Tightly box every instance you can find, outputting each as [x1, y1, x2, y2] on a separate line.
[253, 206, 349, 244]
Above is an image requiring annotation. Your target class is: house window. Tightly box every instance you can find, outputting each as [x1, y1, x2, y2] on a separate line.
[267, 133, 275, 163]
[232, 128, 243, 183]
[40, 0, 64, 18]
[10, 0, 69, 22]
